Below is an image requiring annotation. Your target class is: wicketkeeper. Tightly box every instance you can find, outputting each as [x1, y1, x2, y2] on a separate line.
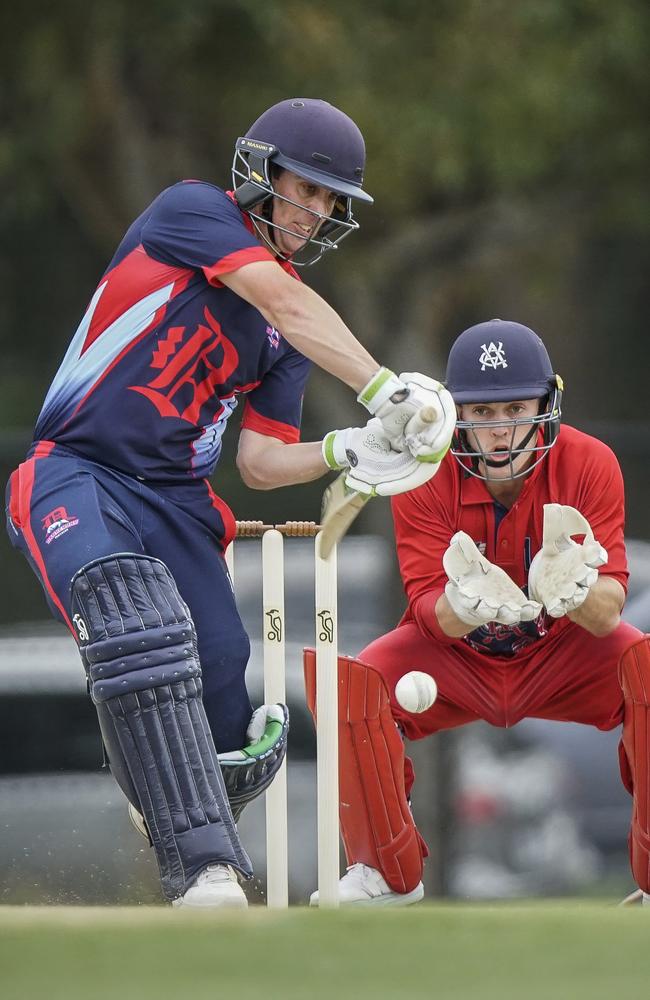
[6, 98, 454, 907]
[306, 319, 648, 906]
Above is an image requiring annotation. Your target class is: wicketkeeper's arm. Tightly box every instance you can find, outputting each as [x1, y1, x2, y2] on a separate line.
[566, 575, 625, 637]
[434, 591, 476, 638]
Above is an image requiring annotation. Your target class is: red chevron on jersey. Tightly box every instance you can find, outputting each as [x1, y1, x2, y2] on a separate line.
[80, 245, 192, 356]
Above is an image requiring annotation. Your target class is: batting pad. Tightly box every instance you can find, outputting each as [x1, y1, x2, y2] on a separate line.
[304, 649, 424, 894]
[71, 553, 252, 900]
[619, 636, 650, 894]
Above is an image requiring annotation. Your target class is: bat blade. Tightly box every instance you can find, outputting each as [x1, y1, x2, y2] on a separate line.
[319, 473, 371, 559]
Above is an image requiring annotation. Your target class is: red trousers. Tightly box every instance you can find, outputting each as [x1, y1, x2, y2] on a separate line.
[360, 619, 640, 741]
[350, 619, 650, 892]
[305, 622, 650, 893]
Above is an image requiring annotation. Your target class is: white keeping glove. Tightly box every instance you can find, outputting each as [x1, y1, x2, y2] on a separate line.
[443, 531, 543, 627]
[322, 418, 441, 496]
[357, 367, 456, 463]
[528, 504, 607, 618]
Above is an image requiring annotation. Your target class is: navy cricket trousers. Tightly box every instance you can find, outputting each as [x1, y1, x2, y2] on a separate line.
[6, 443, 252, 752]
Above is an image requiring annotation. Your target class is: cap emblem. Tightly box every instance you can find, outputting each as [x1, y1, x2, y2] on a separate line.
[479, 341, 508, 371]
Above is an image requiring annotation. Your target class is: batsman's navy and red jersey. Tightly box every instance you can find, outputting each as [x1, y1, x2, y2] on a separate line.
[391, 424, 629, 658]
[34, 181, 312, 481]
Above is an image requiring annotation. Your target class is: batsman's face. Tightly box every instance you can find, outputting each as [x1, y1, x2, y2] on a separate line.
[267, 170, 338, 256]
[458, 399, 540, 479]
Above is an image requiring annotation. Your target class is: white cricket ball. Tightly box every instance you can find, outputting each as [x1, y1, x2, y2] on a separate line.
[395, 671, 438, 714]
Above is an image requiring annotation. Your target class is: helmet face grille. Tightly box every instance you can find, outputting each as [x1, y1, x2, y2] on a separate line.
[231, 143, 360, 267]
[451, 387, 562, 482]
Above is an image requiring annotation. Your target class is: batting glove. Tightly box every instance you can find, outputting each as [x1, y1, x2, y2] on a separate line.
[528, 504, 607, 618]
[322, 418, 441, 497]
[443, 531, 543, 627]
[357, 368, 456, 463]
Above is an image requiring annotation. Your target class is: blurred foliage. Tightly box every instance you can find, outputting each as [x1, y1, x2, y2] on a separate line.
[0, 0, 649, 571]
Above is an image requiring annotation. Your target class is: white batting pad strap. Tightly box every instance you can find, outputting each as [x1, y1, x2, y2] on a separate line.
[443, 531, 542, 627]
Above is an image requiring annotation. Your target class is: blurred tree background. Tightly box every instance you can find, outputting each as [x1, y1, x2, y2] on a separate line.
[1, 0, 648, 623]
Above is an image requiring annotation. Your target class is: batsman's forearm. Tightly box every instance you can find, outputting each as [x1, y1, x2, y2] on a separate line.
[567, 576, 625, 636]
[265, 282, 379, 392]
[237, 438, 329, 490]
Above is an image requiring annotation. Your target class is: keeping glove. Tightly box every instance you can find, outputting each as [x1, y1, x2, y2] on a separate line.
[322, 418, 441, 496]
[357, 367, 456, 463]
[528, 504, 607, 618]
[443, 531, 543, 627]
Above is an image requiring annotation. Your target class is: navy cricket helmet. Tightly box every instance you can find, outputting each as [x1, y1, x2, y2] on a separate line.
[232, 98, 373, 266]
[445, 320, 563, 481]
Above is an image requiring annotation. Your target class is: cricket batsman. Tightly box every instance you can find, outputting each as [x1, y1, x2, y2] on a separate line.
[306, 319, 649, 906]
[5, 98, 455, 907]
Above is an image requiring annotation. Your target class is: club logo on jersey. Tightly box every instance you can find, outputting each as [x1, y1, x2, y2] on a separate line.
[130, 308, 240, 426]
[479, 341, 508, 371]
[42, 506, 80, 544]
[265, 325, 281, 350]
[476, 541, 487, 555]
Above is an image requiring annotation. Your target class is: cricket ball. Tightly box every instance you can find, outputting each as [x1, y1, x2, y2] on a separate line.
[395, 671, 438, 714]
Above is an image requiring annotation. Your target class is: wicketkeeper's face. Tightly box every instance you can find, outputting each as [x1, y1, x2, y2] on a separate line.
[458, 398, 541, 479]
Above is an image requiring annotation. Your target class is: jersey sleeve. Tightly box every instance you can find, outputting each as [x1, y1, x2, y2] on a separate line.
[141, 182, 275, 281]
[391, 462, 459, 644]
[574, 437, 629, 591]
[241, 349, 312, 444]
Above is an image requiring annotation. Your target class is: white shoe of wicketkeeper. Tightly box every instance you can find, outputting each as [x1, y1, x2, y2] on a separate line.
[172, 864, 248, 909]
[309, 863, 424, 907]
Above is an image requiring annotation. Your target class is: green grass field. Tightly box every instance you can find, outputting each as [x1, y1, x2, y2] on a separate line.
[1, 902, 648, 1000]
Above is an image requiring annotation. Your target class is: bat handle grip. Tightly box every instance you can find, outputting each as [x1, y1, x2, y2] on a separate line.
[405, 404, 438, 436]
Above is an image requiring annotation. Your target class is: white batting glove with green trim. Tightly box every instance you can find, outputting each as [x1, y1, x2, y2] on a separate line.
[357, 367, 455, 462]
[528, 505, 607, 618]
[399, 372, 457, 461]
[322, 418, 441, 497]
[444, 531, 543, 627]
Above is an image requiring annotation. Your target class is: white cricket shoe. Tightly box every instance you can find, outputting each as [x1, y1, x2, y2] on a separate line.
[173, 865, 248, 909]
[309, 863, 424, 907]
